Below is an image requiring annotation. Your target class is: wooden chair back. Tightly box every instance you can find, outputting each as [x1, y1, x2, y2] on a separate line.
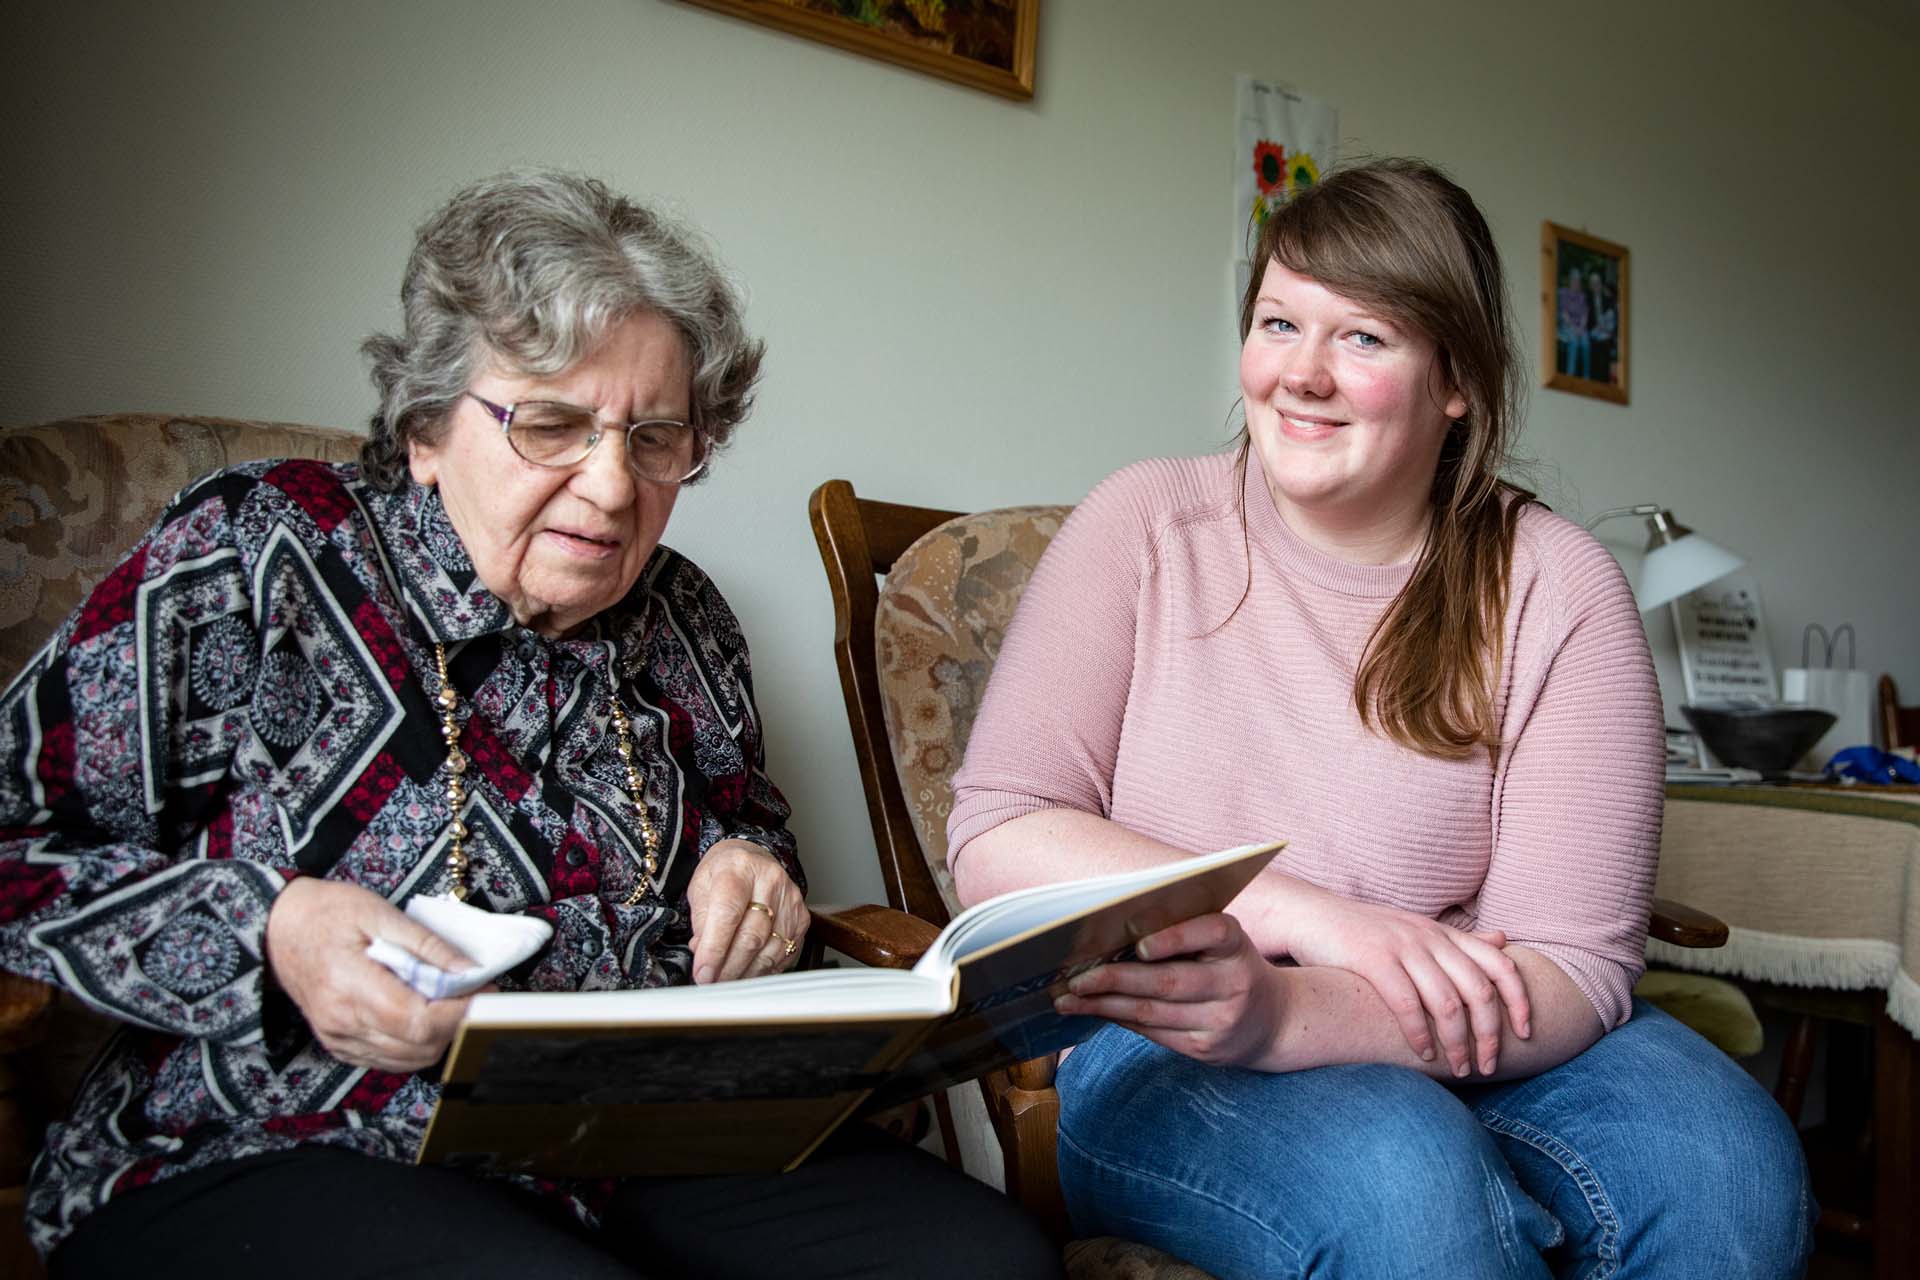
[1881, 675, 1920, 750]
[808, 480, 964, 925]
[809, 480, 1073, 922]
[809, 479, 1090, 1245]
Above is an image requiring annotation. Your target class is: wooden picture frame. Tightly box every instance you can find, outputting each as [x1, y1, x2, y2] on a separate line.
[679, 0, 1038, 101]
[1541, 221, 1629, 405]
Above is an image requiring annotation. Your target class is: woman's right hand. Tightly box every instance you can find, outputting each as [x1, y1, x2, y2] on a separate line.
[1252, 877, 1530, 1078]
[1053, 913, 1285, 1068]
[264, 878, 477, 1072]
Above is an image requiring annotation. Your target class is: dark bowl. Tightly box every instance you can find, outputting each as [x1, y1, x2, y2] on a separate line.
[1680, 703, 1836, 772]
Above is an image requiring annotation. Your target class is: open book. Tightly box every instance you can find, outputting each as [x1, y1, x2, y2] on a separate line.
[417, 839, 1283, 1178]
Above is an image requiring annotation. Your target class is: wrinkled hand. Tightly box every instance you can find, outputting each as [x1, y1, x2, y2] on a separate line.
[1052, 914, 1282, 1067]
[687, 840, 808, 984]
[264, 878, 477, 1072]
[1261, 880, 1529, 1077]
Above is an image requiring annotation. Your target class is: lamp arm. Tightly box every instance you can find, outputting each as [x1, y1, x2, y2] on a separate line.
[1584, 504, 1664, 532]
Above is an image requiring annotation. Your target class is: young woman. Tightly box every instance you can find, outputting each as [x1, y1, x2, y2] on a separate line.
[948, 159, 1810, 1278]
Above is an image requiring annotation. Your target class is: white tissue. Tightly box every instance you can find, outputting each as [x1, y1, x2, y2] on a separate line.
[365, 895, 553, 999]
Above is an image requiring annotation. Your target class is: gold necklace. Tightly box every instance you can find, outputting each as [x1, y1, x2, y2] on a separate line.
[433, 642, 660, 905]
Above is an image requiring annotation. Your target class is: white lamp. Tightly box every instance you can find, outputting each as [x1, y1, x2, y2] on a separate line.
[1583, 505, 1745, 612]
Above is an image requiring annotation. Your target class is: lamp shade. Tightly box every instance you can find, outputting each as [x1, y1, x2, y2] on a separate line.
[1636, 532, 1746, 611]
[1583, 505, 1746, 612]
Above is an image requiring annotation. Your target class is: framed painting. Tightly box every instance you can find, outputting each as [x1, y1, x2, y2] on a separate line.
[678, 0, 1039, 101]
[1541, 221, 1629, 405]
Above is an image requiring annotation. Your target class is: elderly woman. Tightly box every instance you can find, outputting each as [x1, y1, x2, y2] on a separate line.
[0, 171, 1058, 1279]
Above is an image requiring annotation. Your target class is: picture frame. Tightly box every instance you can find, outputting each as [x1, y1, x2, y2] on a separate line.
[678, 0, 1039, 101]
[1540, 221, 1629, 405]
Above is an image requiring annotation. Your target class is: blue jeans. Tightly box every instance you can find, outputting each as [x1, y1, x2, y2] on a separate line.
[1056, 1000, 1812, 1278]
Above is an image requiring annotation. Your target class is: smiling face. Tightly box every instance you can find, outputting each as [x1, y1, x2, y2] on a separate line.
[1240, 259, 1468, 564]
[408, 310, 693, 637]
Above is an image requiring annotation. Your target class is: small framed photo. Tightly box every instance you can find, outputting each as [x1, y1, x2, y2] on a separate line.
[678, 0, 1039, 101]
[1541, 221, 1629, 405]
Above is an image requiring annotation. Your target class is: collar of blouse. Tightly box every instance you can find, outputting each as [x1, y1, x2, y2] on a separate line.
[369, 477, 657, 656]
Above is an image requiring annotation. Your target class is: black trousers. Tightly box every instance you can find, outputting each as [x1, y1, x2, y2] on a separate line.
[49, 1125, 1062, 1279]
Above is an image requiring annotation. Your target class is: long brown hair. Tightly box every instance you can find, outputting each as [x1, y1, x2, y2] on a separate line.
[1238, 158, 1534, 760]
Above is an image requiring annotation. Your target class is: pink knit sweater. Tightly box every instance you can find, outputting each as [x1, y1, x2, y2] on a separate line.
[948, 455, 1665, 1028]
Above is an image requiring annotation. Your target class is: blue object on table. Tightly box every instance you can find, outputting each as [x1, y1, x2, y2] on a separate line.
[1825, 746, 1920, 785]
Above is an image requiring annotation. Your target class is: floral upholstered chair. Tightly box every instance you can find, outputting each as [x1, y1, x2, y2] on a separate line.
[0, 413, 366, 1278]
[811, 479, 1219, 1280]
[872, 503, 1069, 920]
[0, 414, 368, 677]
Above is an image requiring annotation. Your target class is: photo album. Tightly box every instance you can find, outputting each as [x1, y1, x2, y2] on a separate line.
[418, 839, 1284, 1177]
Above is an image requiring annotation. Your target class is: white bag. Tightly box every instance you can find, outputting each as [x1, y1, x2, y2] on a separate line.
[1782, 624, 1878, 769]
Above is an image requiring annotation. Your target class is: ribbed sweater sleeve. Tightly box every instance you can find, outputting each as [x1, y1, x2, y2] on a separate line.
[947, 459, 1195, 857]
[1476, 522, 1664, 1027]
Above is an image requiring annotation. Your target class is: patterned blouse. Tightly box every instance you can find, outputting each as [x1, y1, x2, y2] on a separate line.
[0, 460, 800, 1255]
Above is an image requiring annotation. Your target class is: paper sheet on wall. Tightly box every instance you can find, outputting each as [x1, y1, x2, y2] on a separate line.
[1233, 75, 1338, 313]
[1669, 571, 1778, 704]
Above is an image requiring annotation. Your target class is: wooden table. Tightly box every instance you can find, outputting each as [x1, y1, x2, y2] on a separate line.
[1649, 784, 1919, 1279]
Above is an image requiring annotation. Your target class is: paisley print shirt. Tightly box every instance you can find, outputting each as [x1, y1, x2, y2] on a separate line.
[0, 460, 799, 1255]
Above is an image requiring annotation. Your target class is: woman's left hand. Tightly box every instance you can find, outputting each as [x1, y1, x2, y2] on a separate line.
[1249, 877, 1530, 1078]
[1052, 913, 1283, 1068]
[686, 839, 808, 984]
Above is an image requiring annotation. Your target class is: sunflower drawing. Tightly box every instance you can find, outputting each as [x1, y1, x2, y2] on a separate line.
[1252, 140, 1287, 195]
[1287, 151, 1321, 193]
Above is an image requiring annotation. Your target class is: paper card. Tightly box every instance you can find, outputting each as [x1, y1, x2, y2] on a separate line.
[1669, 571, 1777, 704]
[1232, 74, 1338, 314]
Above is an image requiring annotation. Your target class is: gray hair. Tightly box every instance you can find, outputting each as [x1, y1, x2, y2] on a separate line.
[359, 170, 765, 490]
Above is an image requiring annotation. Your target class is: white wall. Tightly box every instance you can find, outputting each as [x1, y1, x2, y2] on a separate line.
[4, 0, 1916, 904]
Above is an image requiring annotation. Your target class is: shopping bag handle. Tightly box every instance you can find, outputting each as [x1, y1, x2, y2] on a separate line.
[1800, 622, 1855, 670]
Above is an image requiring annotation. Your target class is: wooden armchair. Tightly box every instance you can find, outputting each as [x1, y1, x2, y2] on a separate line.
[807, 477, 1734, 1279]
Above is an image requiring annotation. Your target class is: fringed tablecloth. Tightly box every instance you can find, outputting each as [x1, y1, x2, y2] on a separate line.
[1646, 785, 1920, 1037]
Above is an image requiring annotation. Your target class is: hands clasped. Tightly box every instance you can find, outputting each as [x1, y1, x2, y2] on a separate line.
[1257, 879, 1531, 1078]
[687, 839, 808, 984]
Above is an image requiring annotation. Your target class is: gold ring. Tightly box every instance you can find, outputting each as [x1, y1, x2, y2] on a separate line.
[746, 901, 774, 920]
[782, 934, 798, 957]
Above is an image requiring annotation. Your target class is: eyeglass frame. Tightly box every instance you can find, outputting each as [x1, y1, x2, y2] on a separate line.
[464, 392, 710, 484]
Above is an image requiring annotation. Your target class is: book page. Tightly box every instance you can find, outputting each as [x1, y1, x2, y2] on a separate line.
[464, 964, 950, 1028]
[917, 840, 1284, 975]
[868, 841, 1282, 1108]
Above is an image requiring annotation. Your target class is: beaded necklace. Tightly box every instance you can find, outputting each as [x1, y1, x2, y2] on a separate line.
[433, 641, 660, 905]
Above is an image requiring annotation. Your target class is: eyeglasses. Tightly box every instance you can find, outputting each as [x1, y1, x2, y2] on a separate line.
[466, 393, 709, 484]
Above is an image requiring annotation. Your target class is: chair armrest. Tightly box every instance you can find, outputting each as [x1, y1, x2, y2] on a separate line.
[806, 904, 941, 970]
[1649, 897, 1729, 949]
[980, 1057, 1069, 1239]
[1005, 1053, 1058, 1091]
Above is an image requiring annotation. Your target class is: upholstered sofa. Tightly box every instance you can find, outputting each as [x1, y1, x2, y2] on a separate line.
[0, 413, 366, 1276]
[1, 413, 368, 676]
